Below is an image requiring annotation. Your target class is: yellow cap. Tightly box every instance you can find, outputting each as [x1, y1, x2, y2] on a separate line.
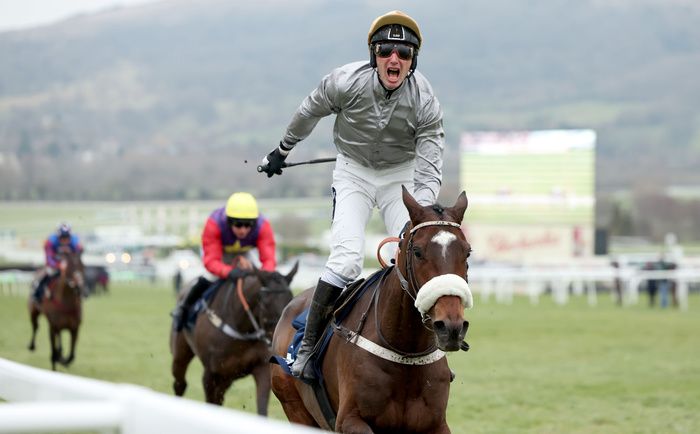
[225, 192, 259, 219]
[367, 10, 422, 49]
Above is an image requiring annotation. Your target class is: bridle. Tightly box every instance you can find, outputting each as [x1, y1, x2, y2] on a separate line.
[204, 273, 291, 345]
[394, 220, 463, 308]
[393, 219, 472, 353]
[255, 279, 293, 332]
[341, 219, 465, 359]
[237, 275, 292, 344]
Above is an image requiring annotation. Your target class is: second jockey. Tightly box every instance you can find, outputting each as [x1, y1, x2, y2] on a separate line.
[172, 192, 277, 331]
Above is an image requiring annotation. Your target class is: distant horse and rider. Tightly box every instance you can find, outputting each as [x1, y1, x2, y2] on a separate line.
[169, 262, 297, 413]
[271, 188, 473, 433]
[28, 249, 86, 371]
[83, 265, 110, 296]
[28, 223, 86, 371]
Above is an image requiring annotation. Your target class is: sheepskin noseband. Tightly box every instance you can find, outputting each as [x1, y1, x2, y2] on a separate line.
[414, 273, 473, 315]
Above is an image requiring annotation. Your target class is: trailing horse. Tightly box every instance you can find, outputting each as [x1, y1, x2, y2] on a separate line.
[28, 251, 86, 371]
[271, 187, 472, 433]
[170, 264, 297, 414]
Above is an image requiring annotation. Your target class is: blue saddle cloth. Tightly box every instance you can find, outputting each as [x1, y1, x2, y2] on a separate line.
[271, 268, 389, 381]
[184, 280, 223, 331]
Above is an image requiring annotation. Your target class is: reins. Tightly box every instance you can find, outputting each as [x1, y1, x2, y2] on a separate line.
[236, 277, 268, 343]
[334, 271, 446, 363]
[203, 276, 269, 343]
[376, 236, 400, 268]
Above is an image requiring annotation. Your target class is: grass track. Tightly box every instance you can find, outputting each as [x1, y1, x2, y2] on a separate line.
[1, 283, 699, 433]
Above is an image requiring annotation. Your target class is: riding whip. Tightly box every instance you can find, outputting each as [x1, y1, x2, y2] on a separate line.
[257, 157, 336, 173]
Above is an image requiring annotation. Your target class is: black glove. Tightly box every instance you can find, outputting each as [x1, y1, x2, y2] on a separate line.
[260, 144, 288, 178]
[228, 268, 249, 281]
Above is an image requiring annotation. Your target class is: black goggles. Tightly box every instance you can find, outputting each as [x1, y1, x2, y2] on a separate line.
[374, 43, 414, 60]
[229, 218, 255, 228]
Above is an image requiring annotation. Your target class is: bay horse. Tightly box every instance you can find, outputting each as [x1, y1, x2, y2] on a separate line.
[28, 251, 85, 371]
[271, 187, 473, 433]
[170, 264, 297, 414]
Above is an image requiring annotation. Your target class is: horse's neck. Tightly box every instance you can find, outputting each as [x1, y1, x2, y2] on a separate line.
[54, 274, 77, 301]
[211, 281, 258, 330]
[374, 271, 435, 352]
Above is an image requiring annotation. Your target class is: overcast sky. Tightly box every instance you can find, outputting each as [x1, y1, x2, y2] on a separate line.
[0, 0, 159, 32]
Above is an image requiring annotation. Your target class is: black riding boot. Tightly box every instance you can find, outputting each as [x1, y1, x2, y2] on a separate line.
[172, 276, 211, 331]
[32, 274, 51, 304]
[291, 279, 343, 381]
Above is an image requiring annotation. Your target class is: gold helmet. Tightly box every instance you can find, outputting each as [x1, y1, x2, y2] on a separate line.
[367, 10, 422, 48]
[367, 10, 422, 71]
[225, 192, 259, 220]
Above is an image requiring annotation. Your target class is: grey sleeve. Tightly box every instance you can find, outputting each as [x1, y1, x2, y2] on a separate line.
[281, 72, 340, 148]
[413, 95, 445, 206]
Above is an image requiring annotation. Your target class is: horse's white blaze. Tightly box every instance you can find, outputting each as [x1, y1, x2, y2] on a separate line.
[431, 230, 457, 260]
[414, 273, 473, 315]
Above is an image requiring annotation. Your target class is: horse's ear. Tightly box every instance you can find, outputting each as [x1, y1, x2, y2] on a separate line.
[285, 261, 299, 284]
[402, 185, 422, 222]
[450, 191, 469, 223]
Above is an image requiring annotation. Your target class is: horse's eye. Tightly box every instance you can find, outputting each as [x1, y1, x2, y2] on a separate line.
[413, 247, 423, 259]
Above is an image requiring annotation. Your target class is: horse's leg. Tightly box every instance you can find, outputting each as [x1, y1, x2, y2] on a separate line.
[671, 282, 679, 308]
[251, 363, 271, 416]
[48, 326, 60, 371]
[202, 370, 234, 406]
[171, 332, 195, 396]
[61, 327, 79, 366]
[28, 305, 40, 351]
[55, 330, 64, 361]
[270, 365, 318, 427]
[614, 282, 622, 306]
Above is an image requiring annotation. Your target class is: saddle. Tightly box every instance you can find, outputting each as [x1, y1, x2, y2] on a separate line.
[184, 281, 224, 331]
[35, 274, 59, 301]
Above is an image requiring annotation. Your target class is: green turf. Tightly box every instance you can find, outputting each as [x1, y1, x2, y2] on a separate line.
[1, 284, 699, 433]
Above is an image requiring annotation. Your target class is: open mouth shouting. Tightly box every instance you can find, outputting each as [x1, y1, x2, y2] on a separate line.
[378, 61, 409, 90]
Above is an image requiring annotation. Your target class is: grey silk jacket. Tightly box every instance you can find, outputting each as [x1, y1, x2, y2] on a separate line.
[281, 61, 445, 205]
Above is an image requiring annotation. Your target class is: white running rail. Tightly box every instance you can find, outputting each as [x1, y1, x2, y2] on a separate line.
[0, 358, 323, 434]
[470, 265, 700, 310]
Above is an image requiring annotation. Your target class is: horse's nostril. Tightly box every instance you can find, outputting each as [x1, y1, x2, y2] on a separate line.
[463, 321, 469, 333]
[433, 320, 446, 333]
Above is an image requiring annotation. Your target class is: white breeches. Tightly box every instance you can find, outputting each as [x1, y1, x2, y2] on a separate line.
[321, 153, 414, 288]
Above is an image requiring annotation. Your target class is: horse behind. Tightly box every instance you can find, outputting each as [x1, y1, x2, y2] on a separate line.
[28, 251, 85, 371]
[271, 187, 473, 433]
[170, 264, 297, 414]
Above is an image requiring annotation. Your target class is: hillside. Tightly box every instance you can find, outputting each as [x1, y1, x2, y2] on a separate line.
[0, 0, 699, 201]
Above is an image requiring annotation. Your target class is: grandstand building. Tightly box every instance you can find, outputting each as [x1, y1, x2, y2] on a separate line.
[460, 129, 596, 264]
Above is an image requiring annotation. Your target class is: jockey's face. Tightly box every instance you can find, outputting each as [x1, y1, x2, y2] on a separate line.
[232, 225, 252, 238]
[231, 219, 254, 239]
[58, 235, 71, 245]
[375, 43, 413, 90]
